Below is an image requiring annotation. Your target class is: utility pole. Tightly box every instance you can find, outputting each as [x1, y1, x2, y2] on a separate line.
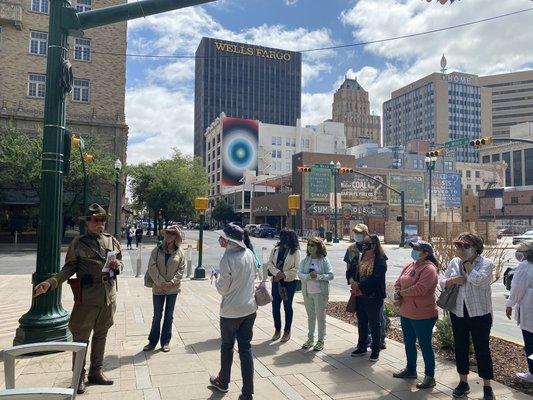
[15, 0, 216, 346]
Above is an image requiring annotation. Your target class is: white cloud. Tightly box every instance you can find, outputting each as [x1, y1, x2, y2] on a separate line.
[301, 92, 333, 126]
[284, 0, 298, 5]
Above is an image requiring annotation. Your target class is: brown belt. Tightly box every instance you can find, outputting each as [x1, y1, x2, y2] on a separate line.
[91, 274, 116, 284]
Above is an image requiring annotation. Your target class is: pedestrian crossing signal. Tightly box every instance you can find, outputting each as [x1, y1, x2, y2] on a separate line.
[297, 166, 312, 173]
[340, 167, 354, 173]
[470, 137, 493, 148]
[426, 149, 444, 157]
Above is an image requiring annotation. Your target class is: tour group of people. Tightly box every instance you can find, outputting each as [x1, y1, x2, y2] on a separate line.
[33, 204, 533, 400]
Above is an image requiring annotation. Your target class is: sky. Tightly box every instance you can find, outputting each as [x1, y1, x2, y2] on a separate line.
[124, 0, 533, 165]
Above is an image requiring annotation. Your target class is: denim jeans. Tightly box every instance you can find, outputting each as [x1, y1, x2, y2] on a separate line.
[219, 312, 257, 398]
[303, 293, 328, 341]
[272, 280, 296, 332]
[401, 316, 437, 377]
[523, 329, 533, 374]
[367, 304, 386, 346]
[148, 294, 177, 346]
[356, 296, 384, 352]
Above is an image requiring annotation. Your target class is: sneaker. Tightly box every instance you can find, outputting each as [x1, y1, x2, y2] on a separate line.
[161, 345, 170, 352]
[368, 351, 379, 362]
[452, 381, 470, 398]
[393, 368, 417, 379]
[272, 330, 281, 341]
[302, 338, 314, 349]
[416, 376, 436, 389]
[143, 343, 156, 352]
[517, 372, 533, 383]
[379, 342, 387, 350]
[351, 348, 367, 357]
[483, 386, 495, 400]
[280, 331, 291, 343]
[313, 340, 324, 352]
[209, 376, 229, 393]
[238, 395, 253, 400]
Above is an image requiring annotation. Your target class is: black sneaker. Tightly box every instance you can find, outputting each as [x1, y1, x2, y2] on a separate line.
[483, 386, 495, 400]
[351, 348, 367, 357]
[368, 351, 379, 362]
[209, 376, 229, 393]
[238, 396, 253, 400]
[452, 381, 470, 398]
[393, 368, 417, 379]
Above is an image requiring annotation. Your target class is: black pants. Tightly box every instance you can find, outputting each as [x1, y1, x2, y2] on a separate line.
[356, 296, 384, 352]
[272, 280, 296, 332]
[450, 306, 494, 380]
[219, 312, 256, 398]
[523, 329, 533, 374]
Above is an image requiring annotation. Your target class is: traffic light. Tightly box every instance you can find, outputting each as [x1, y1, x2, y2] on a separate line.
[297, 166, 312, 173]
[470, 137, 493, 148]
[426, 149, 444, 157]
[340, 167, 354, 173]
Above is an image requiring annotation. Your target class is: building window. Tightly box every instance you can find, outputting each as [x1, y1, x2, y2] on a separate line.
[74, 38, 91, 61]
[75, 0, 91, 12]
[475, 171, 480, 178]
[72, 78, 90, 102]
[0, 26, 2, 49]
[29, 31, 48, 55]
[285, 162, 291, 170]
[31, 0, 48, 13]
[476, 185, 481, 192]
[482, 155, 490, 163]
[285, 150, 291, 159]
[28, 74, 46, 98]
[513, 150, 523, 187]
[466, 170, 471, 178]
[526, 149, 533, 186]
[467, 184, 471, 189]
[277, 137, 282, 146]
[473, 205, 476, 211]
[465, 206, 469, 212]
[511, 197, 518, 204]
[503, 152, 511, 185]
[271, 150, 276, 158]
[444, 161, 453, 171]
[272, 137, 276, 146]
[286, 138, 291, 147]
[277, 150, 282, 159]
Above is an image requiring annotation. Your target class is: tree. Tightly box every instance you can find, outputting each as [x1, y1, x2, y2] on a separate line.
[128, 150, 209, 222]
[211, 200, 235, 225]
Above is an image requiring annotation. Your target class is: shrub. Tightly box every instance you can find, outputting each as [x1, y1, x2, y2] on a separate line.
[435, 314, 455, 350]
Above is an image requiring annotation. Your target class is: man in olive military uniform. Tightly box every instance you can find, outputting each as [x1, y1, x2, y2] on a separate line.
[34, 203, 122, 394]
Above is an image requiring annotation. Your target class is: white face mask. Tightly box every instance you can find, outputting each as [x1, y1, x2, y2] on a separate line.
[354, 234, 364, 243]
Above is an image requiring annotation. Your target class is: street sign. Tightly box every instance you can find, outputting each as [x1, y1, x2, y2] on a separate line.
[314, 163, 335, 169]
[444, 138, 469, 149]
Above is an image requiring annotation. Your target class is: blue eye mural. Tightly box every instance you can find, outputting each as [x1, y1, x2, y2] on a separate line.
[222, 117, 258, 187]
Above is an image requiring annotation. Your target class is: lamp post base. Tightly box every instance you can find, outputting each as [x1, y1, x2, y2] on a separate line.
[333, 238, 339, 243]
[14, 310, 71, 346]
[191, 266, 207, 280]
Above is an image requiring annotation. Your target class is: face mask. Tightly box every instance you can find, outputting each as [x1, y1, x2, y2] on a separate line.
[411, 249, 421, 261]
[464, 247, 475, 259]
[307, 245, 317, 254]
[516, 251, 525, 262]
[354, 234, 364, 243]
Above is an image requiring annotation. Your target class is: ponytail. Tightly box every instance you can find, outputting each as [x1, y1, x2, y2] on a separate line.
[427, 254, 440, 270]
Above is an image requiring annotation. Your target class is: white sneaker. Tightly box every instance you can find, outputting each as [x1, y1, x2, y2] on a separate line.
[516, 372, 533, 383]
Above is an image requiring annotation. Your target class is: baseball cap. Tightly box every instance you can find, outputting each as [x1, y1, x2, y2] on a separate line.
[409, 240, 434, 255]
[352, 223, 369, 234]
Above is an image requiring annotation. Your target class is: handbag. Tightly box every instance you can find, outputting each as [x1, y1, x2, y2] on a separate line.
[345, 294, 357, 313]
[437, 266, 462, 311]
[255, 282, 272, 306]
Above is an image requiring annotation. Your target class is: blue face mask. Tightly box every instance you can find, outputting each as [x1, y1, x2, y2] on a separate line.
[411, 249, 421, 261]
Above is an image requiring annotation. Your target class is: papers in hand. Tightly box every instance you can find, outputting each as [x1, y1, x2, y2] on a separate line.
[102, 251, 116, 278]
[210, 267, 220, 284]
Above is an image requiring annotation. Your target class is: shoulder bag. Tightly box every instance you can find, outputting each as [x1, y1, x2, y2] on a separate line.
[437, 265, 462, 311]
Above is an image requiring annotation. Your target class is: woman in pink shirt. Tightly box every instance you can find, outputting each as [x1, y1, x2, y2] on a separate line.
[392, 240, 439, 390]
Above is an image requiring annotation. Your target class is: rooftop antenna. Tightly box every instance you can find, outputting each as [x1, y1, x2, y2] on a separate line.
[440, 54, 447, 74]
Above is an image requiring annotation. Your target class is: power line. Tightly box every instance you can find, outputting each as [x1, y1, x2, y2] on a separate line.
[87, 6, 533, 59]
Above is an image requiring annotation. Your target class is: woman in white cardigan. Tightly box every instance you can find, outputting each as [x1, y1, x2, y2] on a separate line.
[506, 240, 533, 383]
[265, 228, 301, 342]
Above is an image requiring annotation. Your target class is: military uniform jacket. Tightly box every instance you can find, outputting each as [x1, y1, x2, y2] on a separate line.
[47, 233, 122, 306]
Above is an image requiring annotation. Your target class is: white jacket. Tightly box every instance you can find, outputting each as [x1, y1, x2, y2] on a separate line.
[506, 260, 533, 333]
[215, 242, 258, 318]
[265, 246, 301, 282]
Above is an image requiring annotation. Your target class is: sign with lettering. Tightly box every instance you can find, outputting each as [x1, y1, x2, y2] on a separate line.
[304, 166, 333, 202]
[339, 174, 388, 203]
[307, 203, 386, 219]
[214, 42, 292, 61]
[432, 172, 462, 208]
[444, 138, 469, 149]
[389, 174, 425, 206]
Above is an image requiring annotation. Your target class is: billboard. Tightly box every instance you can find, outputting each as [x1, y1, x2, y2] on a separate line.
[303, 166, 333, 202]
[432, 172, 462, 208]
[339, 174, 388, 203]
[389, 174, 425, 206]
[221, 117, 258, 187]
[306, 203, 386, 219]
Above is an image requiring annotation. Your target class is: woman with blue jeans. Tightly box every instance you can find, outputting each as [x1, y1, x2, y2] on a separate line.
[393, 240, 439, 389]
[143, 225, 185, 352]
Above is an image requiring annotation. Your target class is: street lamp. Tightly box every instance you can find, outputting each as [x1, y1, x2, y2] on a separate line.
[425, 155, 437, 241]
[114, 158, 122, 239]
[193, 197, 209, 280]
[330, 161, 341, 243]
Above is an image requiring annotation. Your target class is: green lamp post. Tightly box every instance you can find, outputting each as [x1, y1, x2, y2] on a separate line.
[14, 0, 216, 345]
[193, 197, 209, 280]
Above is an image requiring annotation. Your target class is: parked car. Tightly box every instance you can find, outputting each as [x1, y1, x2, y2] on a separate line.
[498, 228, 519, 239]
[512, 230, 533, 245]
[503, 265, 516, 291]
[244, 224, 259, 234]
[255, 224, 276, 238]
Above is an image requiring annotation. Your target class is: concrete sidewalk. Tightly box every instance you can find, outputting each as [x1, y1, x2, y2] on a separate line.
[0, 275, 529, 400]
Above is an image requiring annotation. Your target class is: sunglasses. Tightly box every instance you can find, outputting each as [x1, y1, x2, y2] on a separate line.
[90, 217, 107, 223]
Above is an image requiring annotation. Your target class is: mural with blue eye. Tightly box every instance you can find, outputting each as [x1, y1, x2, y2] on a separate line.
[222, 117, 258, 187]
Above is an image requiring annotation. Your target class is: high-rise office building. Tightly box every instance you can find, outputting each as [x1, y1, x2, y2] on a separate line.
[479, 70, 533, 139]
[383, 71, 492, 163]
[332, 77, 381, 147]
[194, 37, 302, 164]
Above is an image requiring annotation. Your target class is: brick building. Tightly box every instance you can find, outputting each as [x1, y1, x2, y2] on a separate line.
[478, 186, 533, 228]
[0, 0, 128, 235]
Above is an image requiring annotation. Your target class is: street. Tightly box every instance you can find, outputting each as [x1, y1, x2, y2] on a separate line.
[1, 230, 521, 343]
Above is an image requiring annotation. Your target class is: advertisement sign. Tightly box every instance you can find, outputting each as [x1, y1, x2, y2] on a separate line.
[304, 166, 333, 202]
[404, 224, 419, 243]
[307, 203, 386, 219]
[389, 174, 425, 206]
[221, 117, 258, 187]
[432, 172, 462, 208]
[339, 174, 388, 203]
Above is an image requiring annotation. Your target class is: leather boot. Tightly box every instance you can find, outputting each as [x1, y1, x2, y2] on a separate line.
[77, 370, 86, 394]
[87, 370, 114, 385]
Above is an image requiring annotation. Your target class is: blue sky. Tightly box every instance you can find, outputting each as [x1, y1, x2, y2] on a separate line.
[124, 0, 533, 163]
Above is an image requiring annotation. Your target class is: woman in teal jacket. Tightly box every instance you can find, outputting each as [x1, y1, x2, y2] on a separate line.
[298, 236, 334, 351]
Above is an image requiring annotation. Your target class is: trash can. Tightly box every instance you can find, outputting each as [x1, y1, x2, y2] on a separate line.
[325, 231, 333, 242]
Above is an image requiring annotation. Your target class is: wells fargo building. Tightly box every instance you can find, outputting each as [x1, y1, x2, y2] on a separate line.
[194, 37, 302, 164]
